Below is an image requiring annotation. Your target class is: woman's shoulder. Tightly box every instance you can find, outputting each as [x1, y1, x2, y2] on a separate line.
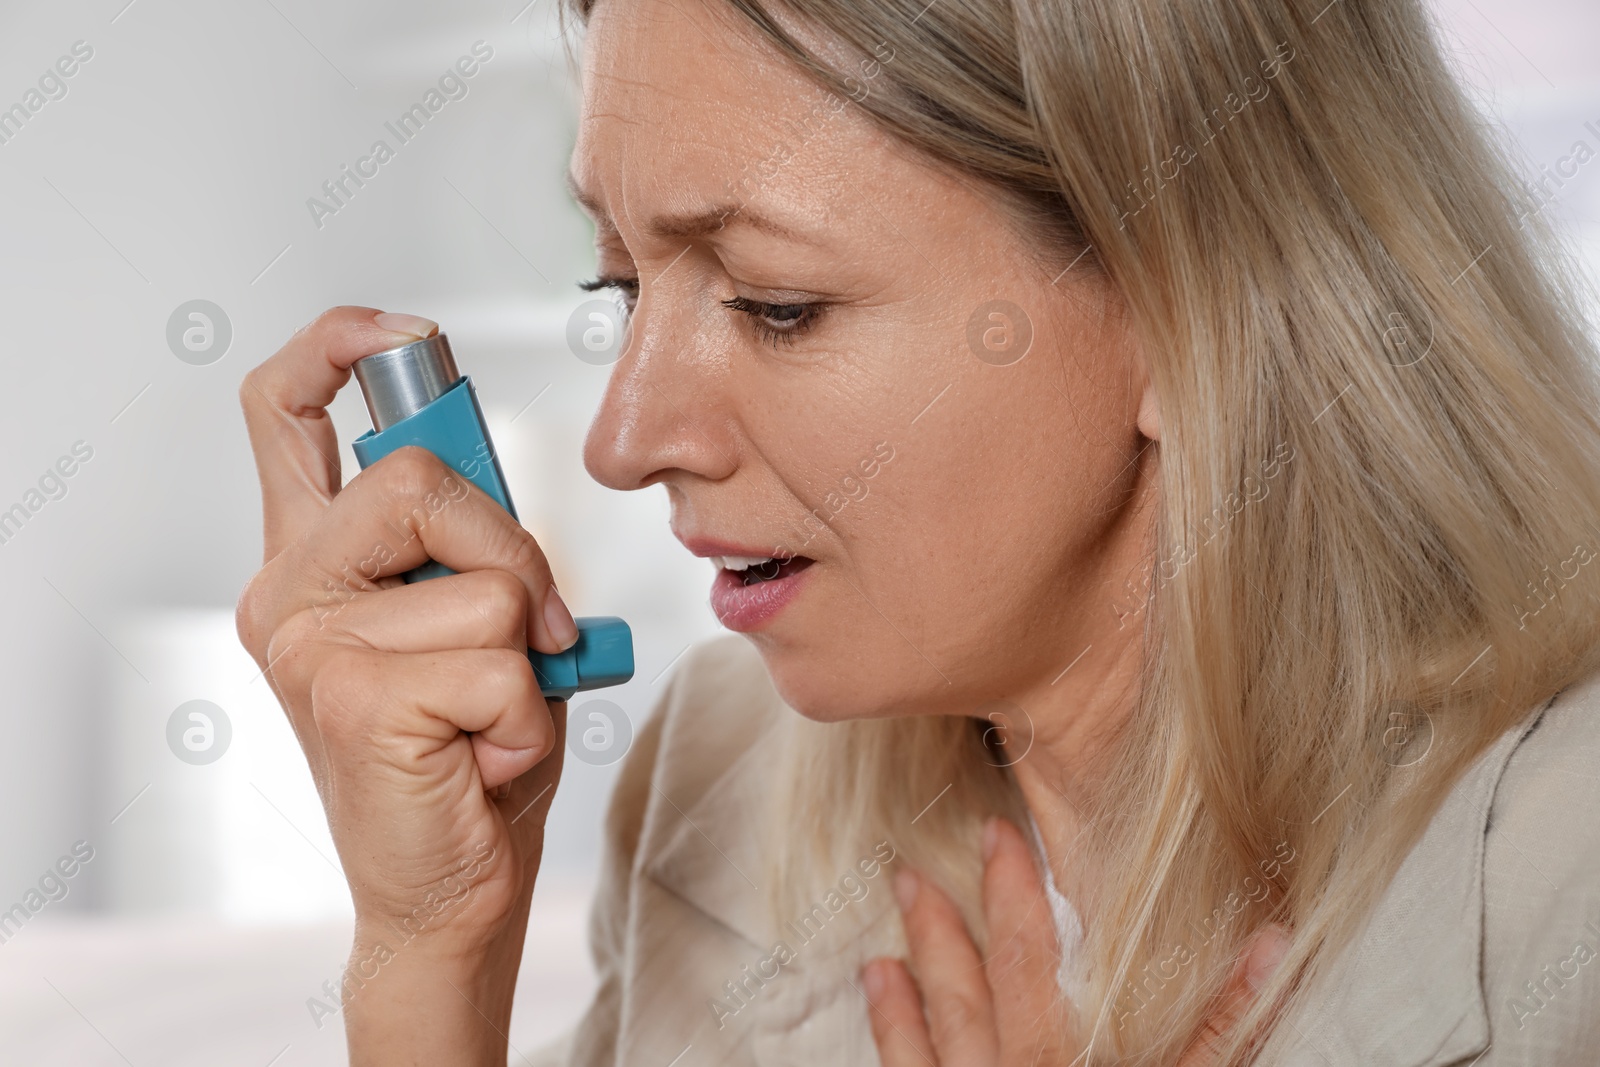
[1487, 665, 1600, 850]
[1262, 671, 1600, 1066]
[1482, 667, 1600, 948]
[1475, 668, 1600, 1054]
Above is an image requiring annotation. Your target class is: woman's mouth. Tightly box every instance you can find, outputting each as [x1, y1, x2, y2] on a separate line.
[708, 554, 815, 630]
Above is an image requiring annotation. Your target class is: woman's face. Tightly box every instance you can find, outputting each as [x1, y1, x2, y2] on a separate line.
[574, 0, 1157, 722]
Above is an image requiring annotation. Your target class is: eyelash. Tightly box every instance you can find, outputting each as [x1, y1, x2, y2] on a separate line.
[576, 275, 825, 348]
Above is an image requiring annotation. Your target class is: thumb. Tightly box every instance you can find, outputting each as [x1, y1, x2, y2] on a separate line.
[1177, 924, 1290, 1065]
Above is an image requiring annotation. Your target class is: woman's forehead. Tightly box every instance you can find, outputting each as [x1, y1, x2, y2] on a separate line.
[570, 0, 900, 244]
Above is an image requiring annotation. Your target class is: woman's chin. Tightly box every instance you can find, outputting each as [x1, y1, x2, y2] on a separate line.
[758, 656, 925, 724]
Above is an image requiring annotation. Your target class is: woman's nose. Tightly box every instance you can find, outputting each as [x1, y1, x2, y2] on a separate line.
[582, 298, 738, 492]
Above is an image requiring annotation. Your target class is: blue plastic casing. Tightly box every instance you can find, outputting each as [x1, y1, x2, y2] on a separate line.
[350, 375, 634, 701]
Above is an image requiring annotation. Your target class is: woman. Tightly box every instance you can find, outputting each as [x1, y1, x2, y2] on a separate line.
[234, 0, 1600, 1062]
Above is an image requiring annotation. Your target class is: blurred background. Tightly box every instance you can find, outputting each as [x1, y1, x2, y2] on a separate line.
[0, 0, 1593, 1063]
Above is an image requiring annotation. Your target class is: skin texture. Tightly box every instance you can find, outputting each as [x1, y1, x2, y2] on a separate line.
[235, 0, 1284, 1061]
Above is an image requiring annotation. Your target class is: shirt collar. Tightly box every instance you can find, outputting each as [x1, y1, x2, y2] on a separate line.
[643, 701, 788, 954]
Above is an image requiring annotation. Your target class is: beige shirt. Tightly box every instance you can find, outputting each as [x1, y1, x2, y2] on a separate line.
[528, 634, 1600, 1066]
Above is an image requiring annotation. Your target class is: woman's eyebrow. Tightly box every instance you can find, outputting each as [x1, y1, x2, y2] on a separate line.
[565, 169, 812, 244]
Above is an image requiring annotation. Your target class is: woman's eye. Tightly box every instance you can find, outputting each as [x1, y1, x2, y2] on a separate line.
[719, 295, 825, 347]
[576, 274, 638, 314]
[575, 277, 825, 348]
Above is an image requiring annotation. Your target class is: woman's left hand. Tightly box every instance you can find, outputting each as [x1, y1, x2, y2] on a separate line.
[861, 816, 1288, 1066]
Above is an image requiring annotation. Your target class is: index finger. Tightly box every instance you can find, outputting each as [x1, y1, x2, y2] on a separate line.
[980, 817, 1073, 1064]
[894, 868, 999, 1063]
[247, 444, 575, 657]
[239, 305, 442, 562]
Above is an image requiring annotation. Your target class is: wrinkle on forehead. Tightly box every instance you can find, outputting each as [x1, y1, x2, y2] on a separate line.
[586, 0, 761, 84]
[574, 0, 873, 246]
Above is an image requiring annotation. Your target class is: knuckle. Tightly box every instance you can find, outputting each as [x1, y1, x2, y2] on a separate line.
[472, 570, 530, 643]
[987, 931, 1028, 975]
[310, 305, 356, 330]
[483, 647, 539, 704]
[296, 305, 363, 346]
[506, 527, 551, 581]
[235, 559, 290, 662]
[931, 992, 985, 1040]
[309, 648, 378, 737]
[269, 607, 327, 664]
[236, 366, 259, 409]
[260, 627, 325, 725]
[233, 556, 324, 662]
[234, 571, 267, 658]
[379, 445, 451, 501]
[262, 622, 301, 685]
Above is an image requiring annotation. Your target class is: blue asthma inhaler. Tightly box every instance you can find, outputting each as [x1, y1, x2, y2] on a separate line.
[348, 332, 634, 702]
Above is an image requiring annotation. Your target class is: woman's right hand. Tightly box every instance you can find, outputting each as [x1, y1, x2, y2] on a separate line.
[233, 306, 577, 1063]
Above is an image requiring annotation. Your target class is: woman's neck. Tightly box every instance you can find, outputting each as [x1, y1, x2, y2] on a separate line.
[1000, 434, 1158, 909]
[1005, 628, 1144, 909]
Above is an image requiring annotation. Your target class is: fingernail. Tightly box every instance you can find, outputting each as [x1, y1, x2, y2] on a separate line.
[860, 962, 884, 1002]
[893, 869, 919, 912]
[982, 816, 1000, 862]
[490, 781, 512, 800]
[373, 311, 439, 339]
[1246, 929, 1290, 992]
[544, 583, 579, 651]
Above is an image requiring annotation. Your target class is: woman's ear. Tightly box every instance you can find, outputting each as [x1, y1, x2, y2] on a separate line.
[1132, 340, 1161, 443]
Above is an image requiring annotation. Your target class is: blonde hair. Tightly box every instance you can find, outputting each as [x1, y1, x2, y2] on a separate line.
[560, 0, 1600, 1061]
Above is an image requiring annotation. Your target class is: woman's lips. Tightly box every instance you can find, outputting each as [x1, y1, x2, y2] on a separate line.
[709, 557, 815, 631]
